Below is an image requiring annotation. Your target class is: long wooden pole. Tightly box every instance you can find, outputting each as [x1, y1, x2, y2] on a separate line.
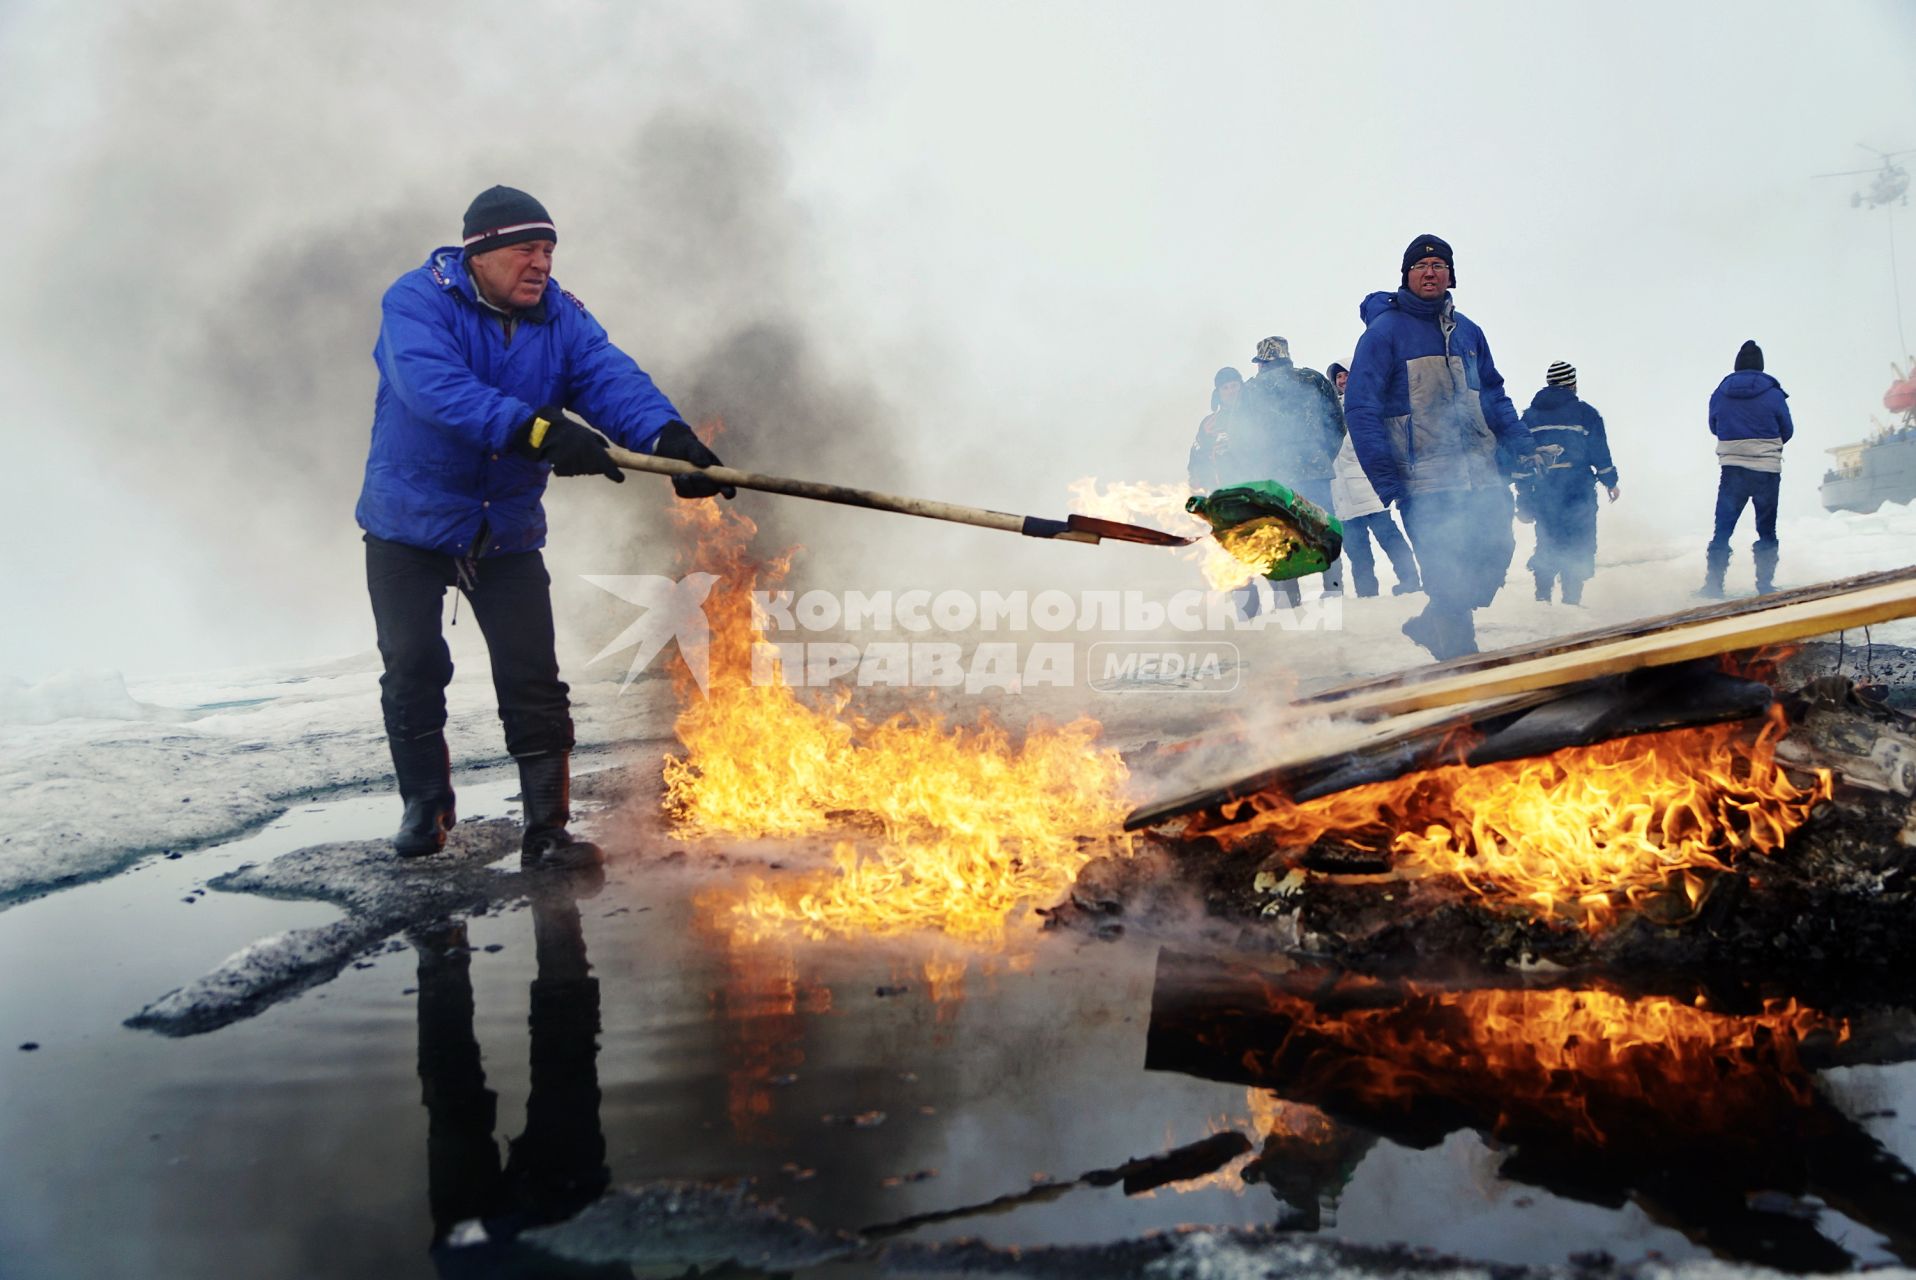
[603, 445, 1195, 547]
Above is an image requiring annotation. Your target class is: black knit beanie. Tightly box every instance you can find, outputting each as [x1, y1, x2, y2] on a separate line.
[1210, 367, 1244, 411]
[462, 186, 557, 254]
[1400, 234, 1455, 287]
[1735, 340, 1764, 372]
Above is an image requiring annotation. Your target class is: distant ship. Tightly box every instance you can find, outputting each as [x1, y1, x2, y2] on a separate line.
[1821, 363, 1916, 514]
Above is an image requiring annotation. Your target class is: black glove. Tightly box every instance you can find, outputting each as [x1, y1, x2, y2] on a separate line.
[651, 420, 736, 500]
[515, 407, 624, 483]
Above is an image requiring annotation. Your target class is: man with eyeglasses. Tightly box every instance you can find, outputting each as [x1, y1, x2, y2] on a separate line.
[356, 185, 734, 869]
[1342, 235, 1531, 660]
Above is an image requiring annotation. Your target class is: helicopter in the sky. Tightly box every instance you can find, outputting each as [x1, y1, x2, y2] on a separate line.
[1816, 145, 1913, 208]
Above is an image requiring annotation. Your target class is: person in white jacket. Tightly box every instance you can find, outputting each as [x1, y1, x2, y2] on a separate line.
[1326, 362, 1422, 598]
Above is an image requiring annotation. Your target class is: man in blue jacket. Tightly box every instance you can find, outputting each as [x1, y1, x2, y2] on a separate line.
[1702, 340, 1793, 597]
[1343, 235, 1531, 660]
[356, 186, 732, 867]
[1517, 362, 1619, 605]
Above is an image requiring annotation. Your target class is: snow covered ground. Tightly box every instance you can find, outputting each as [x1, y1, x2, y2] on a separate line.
[0, 643, 678, 907]
[2, 506, 1912, 911]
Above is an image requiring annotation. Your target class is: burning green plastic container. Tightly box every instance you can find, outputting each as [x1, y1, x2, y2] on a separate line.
[1186, 481, 1344, 582]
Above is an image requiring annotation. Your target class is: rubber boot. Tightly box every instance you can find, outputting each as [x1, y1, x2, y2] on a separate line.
[517, 751, 605, 871]
[391, 731, 457, 858]
[1440, 608, 1480, 660]
[1401, 607, 1439, 656]
[1533, 571, 1553, 603]
[1403, 606, 1477, 662]
[1561, 577, 1584, 606]
[1753, 543, 1779, 596]
[1699, 545, 1730, 600]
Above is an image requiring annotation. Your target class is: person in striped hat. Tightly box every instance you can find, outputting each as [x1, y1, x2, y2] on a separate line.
[355, 186, 736, 870]
[1515, 361, 1619, 605]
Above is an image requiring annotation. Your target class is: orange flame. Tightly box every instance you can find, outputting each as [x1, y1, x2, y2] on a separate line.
[661, 496, 1133, 944]
[1247, 983, 1845, 1147]
[1066, 478, 1264, 591]
[689, 906, 828, 1145]
[1247, 1090, 1339, 1145]
[1197, 708, 1832, 926]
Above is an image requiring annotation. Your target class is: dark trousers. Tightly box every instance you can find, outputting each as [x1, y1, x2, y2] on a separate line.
[1400, 484, 1516, 657]
[1530, 488, 1598, 599]
[417, 885, 613, 1265]
[1341, 511, 1421, 597]
[365, 534, 573, 758]
[1708, 466, 1780, 554]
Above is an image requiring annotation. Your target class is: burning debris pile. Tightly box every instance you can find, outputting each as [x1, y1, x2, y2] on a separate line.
[1062, 640, 1916, 998]
[636, 500, 1916, 1000]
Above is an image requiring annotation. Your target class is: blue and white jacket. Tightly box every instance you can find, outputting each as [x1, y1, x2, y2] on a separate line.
[355, 246, 683, 556]
[1342, 289, 1528, 505]
[1520, 385, 1618, 501]
[1708, 370, 1793, 474]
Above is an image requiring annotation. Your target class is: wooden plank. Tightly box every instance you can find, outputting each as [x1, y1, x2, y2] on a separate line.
[1123, 569, 1916, 831]
[1122, 692, 1541, 831]
[1304, 564, 1916, 706]
[1123, 664, 1772, 831]
[1323, 574, 1916, 722]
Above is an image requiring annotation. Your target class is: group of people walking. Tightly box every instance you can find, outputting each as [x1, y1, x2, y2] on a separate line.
[1189, 233, 1792, 661]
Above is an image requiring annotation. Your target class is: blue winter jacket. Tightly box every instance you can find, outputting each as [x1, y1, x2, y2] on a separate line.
[1520, 385, 1618, 503]
[355, 246, 683, 557]
[1342, 288, 1528, 505]
[1708, 371, 1794, 445]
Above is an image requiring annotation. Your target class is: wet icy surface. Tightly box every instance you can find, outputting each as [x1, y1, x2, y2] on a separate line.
[11, 509, 1916, 1276]
[4, 776, 1916, 1279]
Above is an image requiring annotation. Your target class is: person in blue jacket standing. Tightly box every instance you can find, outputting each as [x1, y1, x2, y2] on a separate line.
[1702, 340, 1793, 597]
[356, 186, 733, 867]
[1343, 235, 1532, 660]
[1517, 361, 1619, 605]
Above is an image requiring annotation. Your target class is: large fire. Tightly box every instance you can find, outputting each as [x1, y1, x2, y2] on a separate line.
[1194, 707, 1832, 925]
[662, 498, 1132, 943]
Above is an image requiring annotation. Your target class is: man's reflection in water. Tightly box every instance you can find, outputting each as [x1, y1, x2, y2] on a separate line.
[413, 866, 630, 1278]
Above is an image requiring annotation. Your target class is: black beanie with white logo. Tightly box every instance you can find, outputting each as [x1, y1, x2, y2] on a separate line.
[462, 186, 557, 255]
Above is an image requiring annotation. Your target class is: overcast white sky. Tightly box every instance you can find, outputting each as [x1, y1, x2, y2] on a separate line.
[3, 0, 1913, 681]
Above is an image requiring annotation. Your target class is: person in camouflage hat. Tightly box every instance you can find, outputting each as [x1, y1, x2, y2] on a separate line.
[1230, 336, 1348, 599]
